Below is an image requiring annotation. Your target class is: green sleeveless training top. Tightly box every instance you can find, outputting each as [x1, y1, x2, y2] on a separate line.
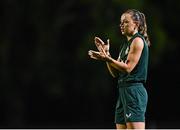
[118, 33, 149, 83]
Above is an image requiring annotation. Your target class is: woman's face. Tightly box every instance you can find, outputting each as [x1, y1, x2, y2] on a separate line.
[120, 13, 137, 36]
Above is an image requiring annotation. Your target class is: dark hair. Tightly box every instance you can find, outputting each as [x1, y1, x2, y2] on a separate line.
[125, 9, 150, 46]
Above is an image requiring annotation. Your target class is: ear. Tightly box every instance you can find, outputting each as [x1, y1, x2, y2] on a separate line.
[133, 21, 140, 31]
[134, 21, 140, 28]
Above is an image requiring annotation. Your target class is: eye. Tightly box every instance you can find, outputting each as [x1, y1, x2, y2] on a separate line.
[124, 20, 129, 23]
[120, 21, 124, 26]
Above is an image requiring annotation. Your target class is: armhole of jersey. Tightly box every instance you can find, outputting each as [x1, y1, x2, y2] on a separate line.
[136, 34, 146, 46]
[131, 35, 146, 48]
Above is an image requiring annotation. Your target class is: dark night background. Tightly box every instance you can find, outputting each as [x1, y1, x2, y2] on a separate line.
[0, 0, 180, 129]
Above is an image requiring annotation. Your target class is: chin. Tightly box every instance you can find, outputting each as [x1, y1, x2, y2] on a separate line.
[121, 32, 125, 35]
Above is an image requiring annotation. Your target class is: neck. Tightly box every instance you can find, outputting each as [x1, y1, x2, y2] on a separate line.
[127, 31, 138, 41]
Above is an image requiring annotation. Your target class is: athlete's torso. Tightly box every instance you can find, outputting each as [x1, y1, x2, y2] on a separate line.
[118, 33, 149, 84]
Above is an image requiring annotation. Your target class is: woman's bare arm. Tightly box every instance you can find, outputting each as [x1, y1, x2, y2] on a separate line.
[107, 37, 144, 73]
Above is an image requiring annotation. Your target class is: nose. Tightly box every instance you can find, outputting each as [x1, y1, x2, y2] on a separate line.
[119, 23, 123, 29]
[119, 22, 123, 27]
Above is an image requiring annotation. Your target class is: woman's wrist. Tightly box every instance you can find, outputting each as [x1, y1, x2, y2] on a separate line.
[106, 50, 110, 54]
[106, 52, 111, 57]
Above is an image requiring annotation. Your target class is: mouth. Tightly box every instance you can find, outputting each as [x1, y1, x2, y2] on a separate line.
[121, 28, 124, 32]
[120, 26, 124, 31]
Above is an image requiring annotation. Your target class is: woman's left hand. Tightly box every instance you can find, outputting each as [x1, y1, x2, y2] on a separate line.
[88, 49, 112, 62]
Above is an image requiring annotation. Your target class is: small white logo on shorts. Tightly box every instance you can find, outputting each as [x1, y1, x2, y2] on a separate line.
[126, 113, 132, 118]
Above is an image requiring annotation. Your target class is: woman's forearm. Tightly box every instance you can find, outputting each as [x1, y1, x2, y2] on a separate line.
[108, 58, 128, 73]
[106, 62, 119, 78]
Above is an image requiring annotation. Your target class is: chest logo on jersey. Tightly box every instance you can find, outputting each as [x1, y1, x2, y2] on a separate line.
[125, 47, 129, 55]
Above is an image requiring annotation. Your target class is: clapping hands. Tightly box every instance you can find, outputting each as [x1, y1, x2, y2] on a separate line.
[88, 37, 111, 61]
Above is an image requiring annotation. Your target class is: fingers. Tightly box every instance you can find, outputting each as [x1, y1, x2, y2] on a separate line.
[88, 50, 93, 54]
[107, 39, 110, 45]
[88, 50, 106, 60]
[88, 50, 100, 55]
[107, 39, 109, 45]
[88, 50, 100, 57]
[89, 55, 99, 60]
[98, 45, 106, 55]
[90, 37, 111, 60]
[95, 37, 104, 45]
[94, 37, 104, 52]
[94, 37, 106, 53]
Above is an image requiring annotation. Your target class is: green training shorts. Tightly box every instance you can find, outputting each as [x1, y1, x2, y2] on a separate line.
[115, 83, 148, 124]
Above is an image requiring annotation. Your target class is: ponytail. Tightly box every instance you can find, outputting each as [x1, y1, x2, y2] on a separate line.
[125, 9, 151, 46]
[139, 12, 151, 46]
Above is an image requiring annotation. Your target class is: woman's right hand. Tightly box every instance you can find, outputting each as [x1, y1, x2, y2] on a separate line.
[94, 37, 110, 54]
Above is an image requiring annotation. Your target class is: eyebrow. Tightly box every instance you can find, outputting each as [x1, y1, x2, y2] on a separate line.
[121, 19, 129, 22]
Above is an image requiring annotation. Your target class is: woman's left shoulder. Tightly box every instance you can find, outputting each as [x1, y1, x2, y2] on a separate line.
[133, 36, 143, 43]
[131, 37, 144, 49]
